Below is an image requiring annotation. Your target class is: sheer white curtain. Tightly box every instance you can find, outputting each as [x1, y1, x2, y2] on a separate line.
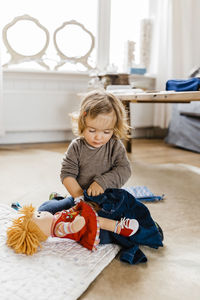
[149, 0, 200, 128]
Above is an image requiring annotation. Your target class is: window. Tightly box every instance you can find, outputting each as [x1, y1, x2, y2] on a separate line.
[110, 0, 149, 72]
[0, 0, 97, 71]
[0, 0, 150, 72]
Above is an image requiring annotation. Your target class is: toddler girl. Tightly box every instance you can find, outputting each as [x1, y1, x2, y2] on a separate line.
[39, 90, 131, 214]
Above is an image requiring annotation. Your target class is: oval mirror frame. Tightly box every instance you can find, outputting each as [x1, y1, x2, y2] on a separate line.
[54, 20, 95, 70]
[2, 14, 50, 70]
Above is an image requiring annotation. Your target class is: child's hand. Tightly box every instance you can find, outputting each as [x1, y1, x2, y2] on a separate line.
[87, 182, 104, 196]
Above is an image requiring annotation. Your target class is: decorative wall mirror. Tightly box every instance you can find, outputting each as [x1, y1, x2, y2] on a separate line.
[53, 20, 95, 70]
[2, 14, 50, 70]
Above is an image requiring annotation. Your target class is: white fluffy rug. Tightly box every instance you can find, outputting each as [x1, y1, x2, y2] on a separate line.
[0, 204, 120, 300]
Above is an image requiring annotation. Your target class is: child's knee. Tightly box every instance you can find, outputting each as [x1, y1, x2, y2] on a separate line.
[38, 201, 53, 212]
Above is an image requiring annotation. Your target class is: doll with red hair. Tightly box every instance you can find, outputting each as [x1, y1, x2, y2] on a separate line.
[7, 201, 139, 255]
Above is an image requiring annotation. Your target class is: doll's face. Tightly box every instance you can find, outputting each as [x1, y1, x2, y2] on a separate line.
[33, 211, 53, 220]
[31, 211, 54, 236]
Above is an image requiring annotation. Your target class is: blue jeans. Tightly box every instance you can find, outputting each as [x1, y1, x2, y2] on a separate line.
[38, 196, 75, 214]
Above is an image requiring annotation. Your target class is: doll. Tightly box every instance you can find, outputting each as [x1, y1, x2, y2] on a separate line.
[7, 201, 139, 255]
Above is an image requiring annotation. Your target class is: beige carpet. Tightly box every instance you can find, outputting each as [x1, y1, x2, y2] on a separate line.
[0, 149, 200, 300]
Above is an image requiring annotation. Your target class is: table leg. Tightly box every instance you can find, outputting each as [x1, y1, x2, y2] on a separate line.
[123, 101, 132, 153]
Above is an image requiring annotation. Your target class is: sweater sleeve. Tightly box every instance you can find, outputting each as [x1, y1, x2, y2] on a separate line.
[93, 140, 132, 190]
[60, 139, 80, 183]
[54, 222, 73, 237]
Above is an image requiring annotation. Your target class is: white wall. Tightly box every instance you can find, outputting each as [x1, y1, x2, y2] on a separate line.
[0, 58, 4, 136]
[0, 70, 155, 144]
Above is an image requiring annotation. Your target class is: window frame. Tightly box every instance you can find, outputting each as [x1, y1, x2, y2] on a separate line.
[1, 0, 150, 74]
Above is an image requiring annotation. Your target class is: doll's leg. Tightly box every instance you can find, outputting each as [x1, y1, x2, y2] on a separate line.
[38, 196, 75, 214]
[98, 216, 139, 237]
[71, 215, 86, 232]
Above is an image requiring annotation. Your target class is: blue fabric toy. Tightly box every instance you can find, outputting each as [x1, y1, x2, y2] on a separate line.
[123, 186, 164, 202]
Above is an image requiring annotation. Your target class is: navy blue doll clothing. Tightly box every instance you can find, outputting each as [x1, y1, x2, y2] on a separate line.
[84, 188, 163, 265]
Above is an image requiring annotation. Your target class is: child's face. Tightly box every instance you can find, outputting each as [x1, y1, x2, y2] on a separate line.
[83, 112, 116, 148]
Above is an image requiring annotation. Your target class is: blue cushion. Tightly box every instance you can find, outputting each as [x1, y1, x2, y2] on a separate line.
[166, 77, 200, 91]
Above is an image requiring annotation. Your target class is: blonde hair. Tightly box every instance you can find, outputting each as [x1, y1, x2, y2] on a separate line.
[71, 90, 130, 140]
[7, 205, 48, 255]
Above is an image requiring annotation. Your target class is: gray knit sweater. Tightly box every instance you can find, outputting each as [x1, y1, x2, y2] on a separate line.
[60, 137, 131, 191]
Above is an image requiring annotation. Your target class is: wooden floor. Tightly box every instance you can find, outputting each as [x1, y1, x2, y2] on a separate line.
[1, 139, 199, 168]
[131, 139, 200, 167]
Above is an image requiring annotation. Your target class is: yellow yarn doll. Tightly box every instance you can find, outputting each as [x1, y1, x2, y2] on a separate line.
[7, 203, 139, 255]
[7, 205, 48, 255]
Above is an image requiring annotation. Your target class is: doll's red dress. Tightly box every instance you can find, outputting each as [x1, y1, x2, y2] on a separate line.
[51, 201, 100, 250]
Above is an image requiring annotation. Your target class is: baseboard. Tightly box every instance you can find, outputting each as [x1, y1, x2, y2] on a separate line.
[0, 130, 75, 144]
[0, 127, 168, 145]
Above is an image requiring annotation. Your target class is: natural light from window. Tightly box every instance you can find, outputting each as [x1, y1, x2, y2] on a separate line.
[0, 0, 149, 72]
[0, 0, 97, 71]
[110, 0, 149, 72]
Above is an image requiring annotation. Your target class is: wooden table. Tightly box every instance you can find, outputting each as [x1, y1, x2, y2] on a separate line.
[116, 91, 200, 152]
